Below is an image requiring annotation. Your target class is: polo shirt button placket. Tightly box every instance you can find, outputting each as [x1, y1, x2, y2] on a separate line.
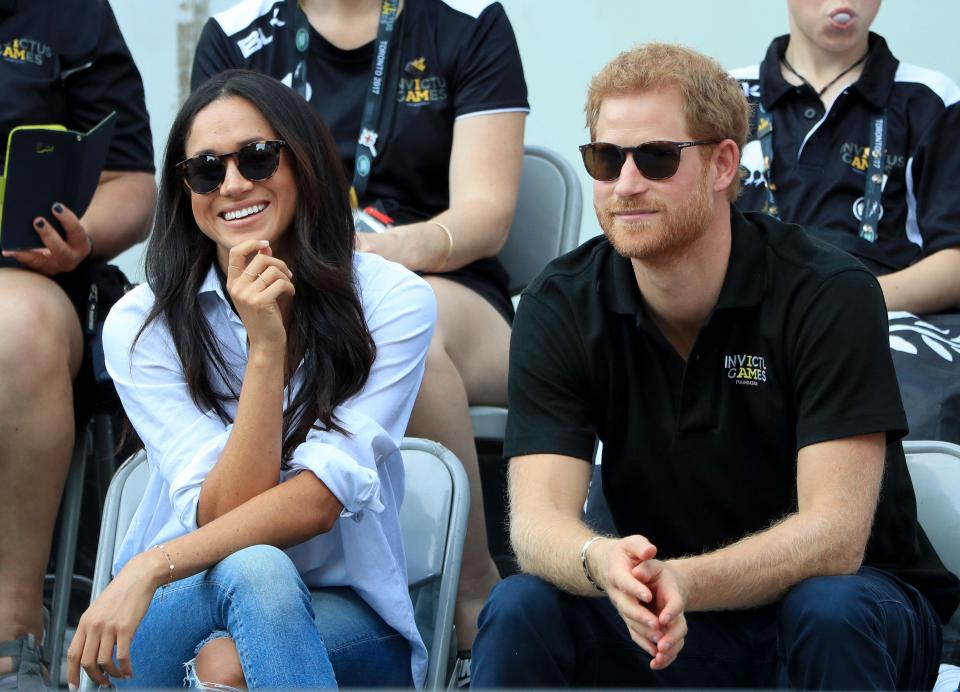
[803, 107, 818, 120]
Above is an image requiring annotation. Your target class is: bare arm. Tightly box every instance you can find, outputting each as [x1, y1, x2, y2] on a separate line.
[877, 247, 960, 314]
[670, 432, 886, 611]
[509, 452, 601, 595]
[82, 170, 156, 259]
[356, 111, 525, 271]
[195, 344, 287, 525]
[196, 241, 294, 525]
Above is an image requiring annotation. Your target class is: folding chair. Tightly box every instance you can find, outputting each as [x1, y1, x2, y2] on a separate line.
[47, 409, 120, 686]
[470, 144, 583, 441]
[902, 440, 960, 580]
[397, 438, 469, 689]
[84, 438, 469, 690]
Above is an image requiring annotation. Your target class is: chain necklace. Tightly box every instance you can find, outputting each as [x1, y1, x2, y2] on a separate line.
[781, 49, 870, 97]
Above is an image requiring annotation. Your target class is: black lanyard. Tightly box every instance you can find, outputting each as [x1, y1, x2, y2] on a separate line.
[289, 0, 401, 205]
[755, 101, 887, 242]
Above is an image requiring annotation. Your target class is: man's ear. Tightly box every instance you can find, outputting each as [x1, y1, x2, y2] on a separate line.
[712, 140, 741, 194]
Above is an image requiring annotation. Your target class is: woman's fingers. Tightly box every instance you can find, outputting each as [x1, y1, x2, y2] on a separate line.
[79, 624, 111, 687]
[234, 264, 294, 301]
[66, 627, 85, 690]
[231, 253, 293, 290]
[97, 631, 124, 679]
[115, 630, 134, 680]
[226, 239, 271, 280]
[258, 277, 296, 304]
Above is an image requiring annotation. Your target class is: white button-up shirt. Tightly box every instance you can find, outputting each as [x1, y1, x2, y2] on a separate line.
[103, 252, 436, 687]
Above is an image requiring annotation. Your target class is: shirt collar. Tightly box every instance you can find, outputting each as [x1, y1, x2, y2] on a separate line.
[714, 208, 768, 310]
[198, 263, 226, 299]
[597, 242, 644, 317]
[197, 263, 244, 327]
[759, 32, 898, 110]
[596, 208, 767, 318]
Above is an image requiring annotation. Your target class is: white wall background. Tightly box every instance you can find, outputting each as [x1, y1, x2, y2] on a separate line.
[109, 0, 960, 280]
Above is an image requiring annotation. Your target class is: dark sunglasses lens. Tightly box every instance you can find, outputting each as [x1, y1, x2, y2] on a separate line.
[582, 143, 624, 181]
[238, 141, 282, 181]
[634, 143, 681, 180]
[184, 155, 225, 194]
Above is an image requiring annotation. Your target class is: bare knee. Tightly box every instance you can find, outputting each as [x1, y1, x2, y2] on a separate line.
[193, 637, 246, 689]
[0, 270, 82, 385]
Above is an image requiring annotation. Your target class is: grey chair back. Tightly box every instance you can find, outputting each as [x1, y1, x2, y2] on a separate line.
[903, 440, 960, 578]
[499, 145, 583, 296]
[397, 438, 469, 689]
[85, 440, 468, 691]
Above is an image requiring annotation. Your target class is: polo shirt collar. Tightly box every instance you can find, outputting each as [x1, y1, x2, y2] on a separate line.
[759, 35, 796, 109]
[759, 32, 898, 110]
[597, 243, 644, 316]
[597, 208, 767, 317]
[715, 208, 768, 310]
[852, 33, 898, 109]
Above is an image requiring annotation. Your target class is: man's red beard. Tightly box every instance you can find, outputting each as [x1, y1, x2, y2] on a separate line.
[596, 174, 714, 262]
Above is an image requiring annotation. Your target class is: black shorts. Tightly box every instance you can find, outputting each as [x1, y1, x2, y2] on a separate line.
[433, 256, 514, 324]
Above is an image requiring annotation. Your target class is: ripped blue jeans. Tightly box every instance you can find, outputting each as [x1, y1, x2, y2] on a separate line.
[116, 545, 412, 689]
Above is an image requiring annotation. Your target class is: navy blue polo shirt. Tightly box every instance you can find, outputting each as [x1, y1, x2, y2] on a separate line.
[505, 208, 960, 623]
[733, 33, 960, 275]
[0, 0, 154, 173]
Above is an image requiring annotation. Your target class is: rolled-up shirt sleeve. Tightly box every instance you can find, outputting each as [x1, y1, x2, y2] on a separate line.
[286, 262, 436, 517]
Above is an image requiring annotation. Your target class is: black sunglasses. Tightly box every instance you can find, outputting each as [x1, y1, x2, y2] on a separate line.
[579, 139, 721, 182]
[177, 140, 287, 194]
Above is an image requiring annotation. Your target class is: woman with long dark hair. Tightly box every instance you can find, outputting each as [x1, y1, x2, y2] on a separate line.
[193, 1, 529, 648]
[66, 69, 435, 689]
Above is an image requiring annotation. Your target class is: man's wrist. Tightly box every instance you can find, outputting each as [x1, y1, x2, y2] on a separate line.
[580, 535, 612, 592]
[665, 557, 695, 609]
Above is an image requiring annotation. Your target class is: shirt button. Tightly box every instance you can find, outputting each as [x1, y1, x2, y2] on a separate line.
[803, 107, 818, 120]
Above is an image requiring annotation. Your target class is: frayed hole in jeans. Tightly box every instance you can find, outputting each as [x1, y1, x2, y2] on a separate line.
[183, 656, 244, 691]
[184, 630, 239, 691]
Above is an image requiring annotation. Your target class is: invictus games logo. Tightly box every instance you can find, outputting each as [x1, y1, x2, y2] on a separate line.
[840, 142, 905, 174]
[724, 354, 767, 386]
[2, 37, 52, 66]
[397, 57, 447, 106]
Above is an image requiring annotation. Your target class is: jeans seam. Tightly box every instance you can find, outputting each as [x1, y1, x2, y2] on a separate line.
[326, 631, 403, 655]
[221, 582, 257, 689]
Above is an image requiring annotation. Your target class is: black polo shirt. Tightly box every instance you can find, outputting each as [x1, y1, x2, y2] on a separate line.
[505, 208, 960, 623]
[733, 33, 960, 275]
[0, 0, 154, 172]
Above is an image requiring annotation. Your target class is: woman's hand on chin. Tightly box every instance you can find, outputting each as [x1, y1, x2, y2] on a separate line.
[225, 239, 295, 352]
[66, 548, 170, 689]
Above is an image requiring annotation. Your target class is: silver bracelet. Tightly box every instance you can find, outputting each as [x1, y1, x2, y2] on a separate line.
[579, 536, 606, 592]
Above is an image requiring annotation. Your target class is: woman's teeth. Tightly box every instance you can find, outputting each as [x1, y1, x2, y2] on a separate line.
[223, 203, 266, 221]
